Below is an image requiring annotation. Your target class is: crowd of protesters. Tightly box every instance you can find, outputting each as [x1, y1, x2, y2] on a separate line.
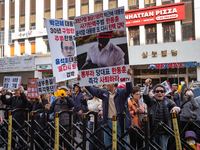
[0, 68, 200, 149]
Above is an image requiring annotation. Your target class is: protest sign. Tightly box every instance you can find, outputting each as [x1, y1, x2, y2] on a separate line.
[3, 76, 22, 90]
[45, 19, 78, 83]
[27, 78, 38, 98]
[151, 80, 172, 96]
[75, 6, 130, 86]
[37, 77, 56, 95]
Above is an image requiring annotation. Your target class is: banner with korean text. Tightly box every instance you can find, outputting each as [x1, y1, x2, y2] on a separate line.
[75, 6, 130, 86]
[45, 19, 78, 82]
[36, 77, 56, 95]
[27, 78, 38, 98]
[3, 76, 22, 90]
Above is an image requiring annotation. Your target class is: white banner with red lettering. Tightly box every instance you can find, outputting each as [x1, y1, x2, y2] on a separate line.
[75, 6, 130, 86]
[45, 19, 78, 82]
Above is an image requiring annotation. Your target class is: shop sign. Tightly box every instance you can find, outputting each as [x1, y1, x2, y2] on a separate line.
[149, 62, 200, 69]
[12, 29, 47, 40]
[0, 56, 35, 72]
[125, 2, 185, 27]
[36, 64, 52, 71]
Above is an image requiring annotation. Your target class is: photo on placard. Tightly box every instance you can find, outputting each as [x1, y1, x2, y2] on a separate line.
[76, 29, 129, 70]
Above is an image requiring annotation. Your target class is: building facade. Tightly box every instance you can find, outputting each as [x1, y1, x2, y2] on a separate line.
[0, 0, 199, 88]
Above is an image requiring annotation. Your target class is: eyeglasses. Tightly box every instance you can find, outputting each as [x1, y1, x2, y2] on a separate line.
[63, 46, 74, 51]
[155, 90, 165, 93]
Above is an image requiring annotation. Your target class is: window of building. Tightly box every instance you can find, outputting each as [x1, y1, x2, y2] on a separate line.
[94, 0, 103, 12]
[8, 30, 14, 44]
[10, 44, 14, 56]
[56, 0, 63, 19]
[81, 2, 89, 15]
[31, 42, 35, 54]
[109, 0, 118, 9]
[30, 12, 36, 27]
[20, 43, 25, 55]
[0, 45, 4, 57]
[128, 0, 139, 10]
[182, 0, 195, 41]
[134, 69, 140, 75]
[0, 18, 4, 31]
[163, 22, 175, 43]
[45, 40, 50, 53]
[129, 26, 140, 46]
[9, 15, 15, 30]
[188, 66, 196, 74]
[145, 24, 157, 45]
[68, 0, 75, 20]
[20, 14, 25, 29]
[0, 31, 4, 45]
[162, 0, 174, 5]
[145, 0, 156, 8]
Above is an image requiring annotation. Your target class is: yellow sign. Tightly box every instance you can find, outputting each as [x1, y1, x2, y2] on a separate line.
[112, 120, 117, 150]
[8, 114, 12, 150]
[172, 113, 182, 150]
[54, 116, 59, 150]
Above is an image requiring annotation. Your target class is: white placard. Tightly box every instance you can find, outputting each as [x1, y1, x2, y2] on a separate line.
[3, 76, 22, 90]
[36, 77, 57, 95]
[45, 19, 78, 82]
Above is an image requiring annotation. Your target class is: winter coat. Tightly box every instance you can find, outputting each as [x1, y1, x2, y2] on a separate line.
[85, 82, 133, 129]
[180, 84, 199, 121]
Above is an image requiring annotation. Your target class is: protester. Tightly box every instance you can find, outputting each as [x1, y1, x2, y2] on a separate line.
[143, 78, 180, 150]
[72, 84, 84, 135]
[172, 83, 180, 107]
[185, 131, 200, 149]
[180, 77, 199, 131]
[1, 86, 28, 149]
[128, 87, 145, 149]
[87, 96, 102, 150]
[45, 86, 75, 150]
[28, 95, 48, 149]
[78, 68, 133, 150]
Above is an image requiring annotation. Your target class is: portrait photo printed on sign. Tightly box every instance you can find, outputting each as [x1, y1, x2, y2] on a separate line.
[36, 77, 56, 95]
[75, 6, 130, 86]
[3, 76, 22, 90]
[45, 19, 78, 83]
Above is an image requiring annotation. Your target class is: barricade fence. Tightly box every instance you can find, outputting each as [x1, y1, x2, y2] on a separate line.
[0, 107, 199, 150]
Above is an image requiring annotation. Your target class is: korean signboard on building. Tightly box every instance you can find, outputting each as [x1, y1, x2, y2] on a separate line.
[0, 56, 35, 72]
[125, 2, 185, 27]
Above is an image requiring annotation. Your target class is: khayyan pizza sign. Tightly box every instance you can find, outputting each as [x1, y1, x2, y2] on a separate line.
[125, 2, 185, 27]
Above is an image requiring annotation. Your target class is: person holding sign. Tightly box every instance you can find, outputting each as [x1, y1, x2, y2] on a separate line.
[45, 86, 75, 150]
[77, 68, 133, 150]
[143, 78, 180, 150]
[81, 31, 125, 70]
[1, 86, 28, 149]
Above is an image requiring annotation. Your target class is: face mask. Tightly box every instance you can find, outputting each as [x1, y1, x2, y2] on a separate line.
[0, 93, 2, 96]
[187, 141, 196, 145]
[6, 95, 10, 99]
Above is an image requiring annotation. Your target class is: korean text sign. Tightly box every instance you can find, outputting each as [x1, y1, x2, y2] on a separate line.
[37, 77, 56, 95]
[75, 6, 130, 86]
[27, 78, 38, 98]
[3, 76, 22, 90]
[125, 2, 185, 27]
[45, 19, 78, 82]
[151, 80, 172, 96]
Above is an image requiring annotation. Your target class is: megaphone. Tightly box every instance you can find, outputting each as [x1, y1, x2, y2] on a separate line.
[189, 143, 197, 150]
[54, 91, 59, 97]
[58, 89, 66, 97]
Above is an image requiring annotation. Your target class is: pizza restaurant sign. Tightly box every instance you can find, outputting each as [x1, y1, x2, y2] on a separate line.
[125, 2, 185, 27]
[149, 62, 200, 69]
